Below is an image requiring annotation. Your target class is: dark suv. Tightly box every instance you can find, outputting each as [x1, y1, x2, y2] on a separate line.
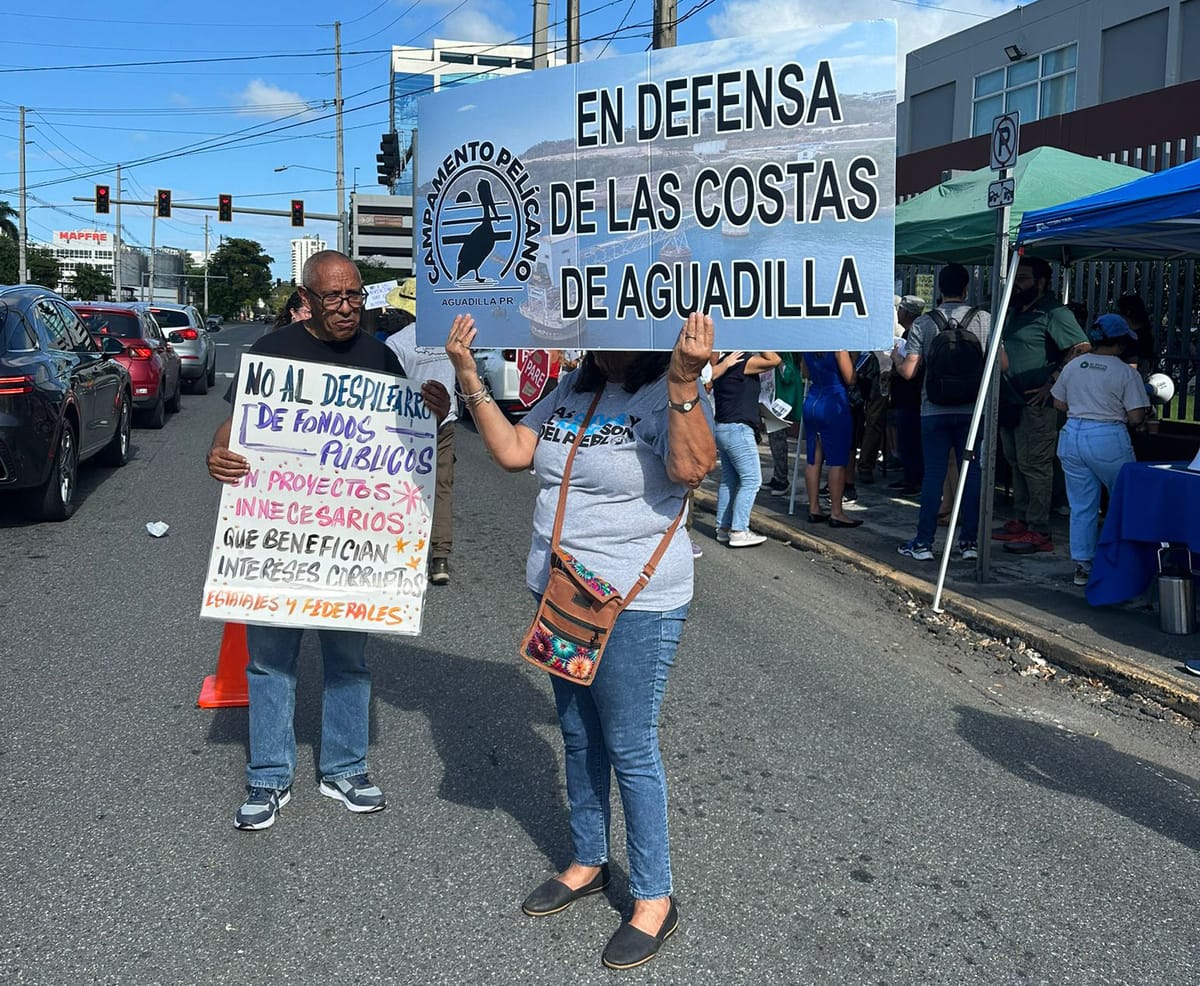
[0, 285, 132, 520]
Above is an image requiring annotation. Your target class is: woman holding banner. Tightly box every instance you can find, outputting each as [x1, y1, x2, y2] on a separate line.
[444, 312, 716, 971]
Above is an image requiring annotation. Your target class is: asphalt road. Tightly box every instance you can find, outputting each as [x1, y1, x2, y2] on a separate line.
[0, 320, 1197, 986]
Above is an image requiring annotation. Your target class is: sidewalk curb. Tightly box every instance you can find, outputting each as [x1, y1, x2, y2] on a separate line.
[694, 489, 1200, 724]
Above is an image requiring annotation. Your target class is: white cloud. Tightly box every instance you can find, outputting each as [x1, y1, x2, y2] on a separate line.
[236, 79, 313, 117]
[707, 0, 1022, 94]
[457, 103, 477, 112]
[439, 8, 510, 43]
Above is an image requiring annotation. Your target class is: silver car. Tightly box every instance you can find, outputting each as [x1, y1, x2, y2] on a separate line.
[147, 303, 217, 394]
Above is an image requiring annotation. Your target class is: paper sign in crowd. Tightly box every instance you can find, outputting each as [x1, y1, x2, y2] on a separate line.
[201, 354, 437, 635]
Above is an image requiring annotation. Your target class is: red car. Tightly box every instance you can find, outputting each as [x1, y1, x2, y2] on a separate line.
[70, 302, 182, 429]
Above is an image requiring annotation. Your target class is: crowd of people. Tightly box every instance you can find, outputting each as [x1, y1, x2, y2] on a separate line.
[211, 251, 1159, 974]
[696, 257, 1160, 594]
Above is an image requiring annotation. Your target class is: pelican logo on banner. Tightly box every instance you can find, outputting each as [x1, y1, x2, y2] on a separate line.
[420, 141, 541, 298]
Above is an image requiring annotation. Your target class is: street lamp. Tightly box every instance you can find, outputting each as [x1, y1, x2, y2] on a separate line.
[274, 164, 336, 175]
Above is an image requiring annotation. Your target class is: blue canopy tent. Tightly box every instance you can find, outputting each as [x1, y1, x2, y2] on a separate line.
[1017, 157, 1200, 261]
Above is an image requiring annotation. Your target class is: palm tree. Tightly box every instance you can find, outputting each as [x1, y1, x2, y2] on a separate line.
[0, 200, 17, 242]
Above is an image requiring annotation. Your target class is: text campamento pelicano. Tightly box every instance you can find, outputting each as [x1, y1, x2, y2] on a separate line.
[557, 61, 879, 322]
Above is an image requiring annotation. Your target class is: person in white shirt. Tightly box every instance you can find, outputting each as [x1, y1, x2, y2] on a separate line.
[1051, 313, 1150, 586]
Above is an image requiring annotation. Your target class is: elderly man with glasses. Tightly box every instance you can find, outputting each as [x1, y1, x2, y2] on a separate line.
[206, 250, 449, 831]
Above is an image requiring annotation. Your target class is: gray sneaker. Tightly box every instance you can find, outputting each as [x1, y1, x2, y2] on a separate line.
[234, 786, 291, 831]
[319, 773, 387, 813]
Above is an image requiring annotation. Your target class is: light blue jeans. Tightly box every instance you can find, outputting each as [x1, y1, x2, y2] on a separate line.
[715, 421, 761, 532]
[244, 625, 372, 790]
[549, 604, 688, 900]
[1057, 419, 1135, 563]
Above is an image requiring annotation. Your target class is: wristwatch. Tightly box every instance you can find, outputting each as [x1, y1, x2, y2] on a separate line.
[667, 395, 701, 413]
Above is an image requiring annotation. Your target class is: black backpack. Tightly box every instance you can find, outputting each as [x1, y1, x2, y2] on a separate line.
[924, 307, 984, 406]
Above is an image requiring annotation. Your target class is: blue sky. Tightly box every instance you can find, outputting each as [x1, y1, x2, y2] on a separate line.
[0, 0, 1020, 282]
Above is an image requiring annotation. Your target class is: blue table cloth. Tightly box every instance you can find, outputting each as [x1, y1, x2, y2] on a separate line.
[1087, 461, 1200, 606]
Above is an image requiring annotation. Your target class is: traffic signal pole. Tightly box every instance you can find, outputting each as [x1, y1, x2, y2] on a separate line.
[334, 21, 346, 253]
[18, 107, 27, 284]
[203, 215, 210, 314]
[114, 165, 123, 300]
[148, 208, 156, 302]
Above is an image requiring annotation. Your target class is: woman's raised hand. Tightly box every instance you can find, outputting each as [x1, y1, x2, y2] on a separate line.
[670, 313, 714, 384]
[444, 314, 478, 375]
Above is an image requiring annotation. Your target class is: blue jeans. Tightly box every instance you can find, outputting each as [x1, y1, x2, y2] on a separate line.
[1057, 419, 1135, 563]
[549, 604, 688, 900]
[715, 421, 761, 531]
[916, 413, 981, 547]
[244, 625, 371, 790]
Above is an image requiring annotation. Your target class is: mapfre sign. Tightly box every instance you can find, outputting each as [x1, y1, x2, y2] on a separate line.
[54, 230, 109, 245]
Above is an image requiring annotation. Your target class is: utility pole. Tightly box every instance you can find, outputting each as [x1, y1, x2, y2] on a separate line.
[18, 106, 27, 284]
[113, 165, 123, 300]
[148, 209, 157, 302]
[653, 0, 677, 49]
[334, 21, 346, 254]
[532, 0, 550, 68]
[567, 0, 580, 63]
[203, 215, 210, 315]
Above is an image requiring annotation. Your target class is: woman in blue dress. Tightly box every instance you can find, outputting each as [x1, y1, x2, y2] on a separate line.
[801, 351, 861, 528]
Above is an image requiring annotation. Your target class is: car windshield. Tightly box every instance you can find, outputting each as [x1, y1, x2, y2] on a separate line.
[77, 311, 142, 339]
[149, 308, 190, 328]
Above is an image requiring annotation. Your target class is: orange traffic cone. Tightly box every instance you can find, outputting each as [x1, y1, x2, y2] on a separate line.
[197, 622, 250, 708]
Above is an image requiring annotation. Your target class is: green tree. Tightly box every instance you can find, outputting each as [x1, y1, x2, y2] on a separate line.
[26, 246, 61, 289]
[0, 200, 18, 242]
[207, 238, 273, 317]
[70, 262, 114, 300]
[354, 258, 398, 286]
[0, 236, 16, 283]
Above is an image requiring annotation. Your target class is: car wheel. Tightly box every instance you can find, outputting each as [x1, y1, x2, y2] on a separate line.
[99, 393, 132, 467]
[166, 373, 182, 413]
[206, 354, 217, 387]
[25, 419, 79, 521]
[192, 369, 209, 395]
[142, 392, 166, 430]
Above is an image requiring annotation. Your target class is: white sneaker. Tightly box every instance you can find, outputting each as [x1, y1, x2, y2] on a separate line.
[715, 528, 730, 543]
[1073, 563, 1091, 586]
[728, 530, 766, 548]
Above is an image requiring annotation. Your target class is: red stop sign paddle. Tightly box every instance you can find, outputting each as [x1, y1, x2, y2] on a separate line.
[517, 349, 551, 407]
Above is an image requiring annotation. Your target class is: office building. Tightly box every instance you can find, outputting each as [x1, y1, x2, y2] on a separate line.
[291, 234, 326, 284]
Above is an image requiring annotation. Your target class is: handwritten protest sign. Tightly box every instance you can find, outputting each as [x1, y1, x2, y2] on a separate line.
[415, 22, 896, 352]
[201, 354, 437, 635]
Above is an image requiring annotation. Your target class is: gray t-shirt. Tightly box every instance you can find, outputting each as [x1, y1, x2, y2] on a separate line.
[907, 302, 991, 416]
[518, 370, 711, 611]
[1051, 354, 1149, 422]
[385, 324, 458, 426]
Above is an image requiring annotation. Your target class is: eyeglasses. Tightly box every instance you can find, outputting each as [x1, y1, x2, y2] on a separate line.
[303, 288, 366, 311]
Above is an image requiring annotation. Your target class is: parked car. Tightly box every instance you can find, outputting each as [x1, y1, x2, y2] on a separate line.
[146, 303, 217, 394]
[0, 284, 132, 520]
[472, 349, 562, 420]
[70, 302, 182, 429]
[205, 314, 222, 331]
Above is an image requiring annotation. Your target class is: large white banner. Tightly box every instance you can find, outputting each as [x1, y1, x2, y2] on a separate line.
[201, 354, 437, 635]
[415, 21, 897, 352]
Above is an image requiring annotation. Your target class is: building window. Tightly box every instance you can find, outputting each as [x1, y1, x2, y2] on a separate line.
[971, 43, 1077, 136]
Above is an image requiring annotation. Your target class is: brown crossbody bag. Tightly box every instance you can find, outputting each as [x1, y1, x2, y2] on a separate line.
[518, 390, 685, 686]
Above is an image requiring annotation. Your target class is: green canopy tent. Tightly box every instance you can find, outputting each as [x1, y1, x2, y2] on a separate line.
[895, 146, 1147, 265]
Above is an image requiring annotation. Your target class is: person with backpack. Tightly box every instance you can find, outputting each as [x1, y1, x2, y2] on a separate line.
[891, 263, 990, 561]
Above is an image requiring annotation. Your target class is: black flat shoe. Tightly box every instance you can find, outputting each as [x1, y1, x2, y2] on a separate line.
[521, 865, 609, 917]
[601, 898, 679, 970]
[807, 513, 830, 523]
[829, 517, 863, 528]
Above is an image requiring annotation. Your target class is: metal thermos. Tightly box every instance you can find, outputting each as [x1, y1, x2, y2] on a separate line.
[1157, 546, 1196, 635]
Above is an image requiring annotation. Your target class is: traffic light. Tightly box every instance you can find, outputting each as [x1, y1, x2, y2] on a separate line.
[156, 189, 171, 218]
[218, 194, 233, 223]
[95, 185, 110, 214]
[377, 131, 400, 186]
[290, 199, 304, 227]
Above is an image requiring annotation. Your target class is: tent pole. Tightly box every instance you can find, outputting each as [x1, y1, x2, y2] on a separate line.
[932, 249, 1022, 612]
